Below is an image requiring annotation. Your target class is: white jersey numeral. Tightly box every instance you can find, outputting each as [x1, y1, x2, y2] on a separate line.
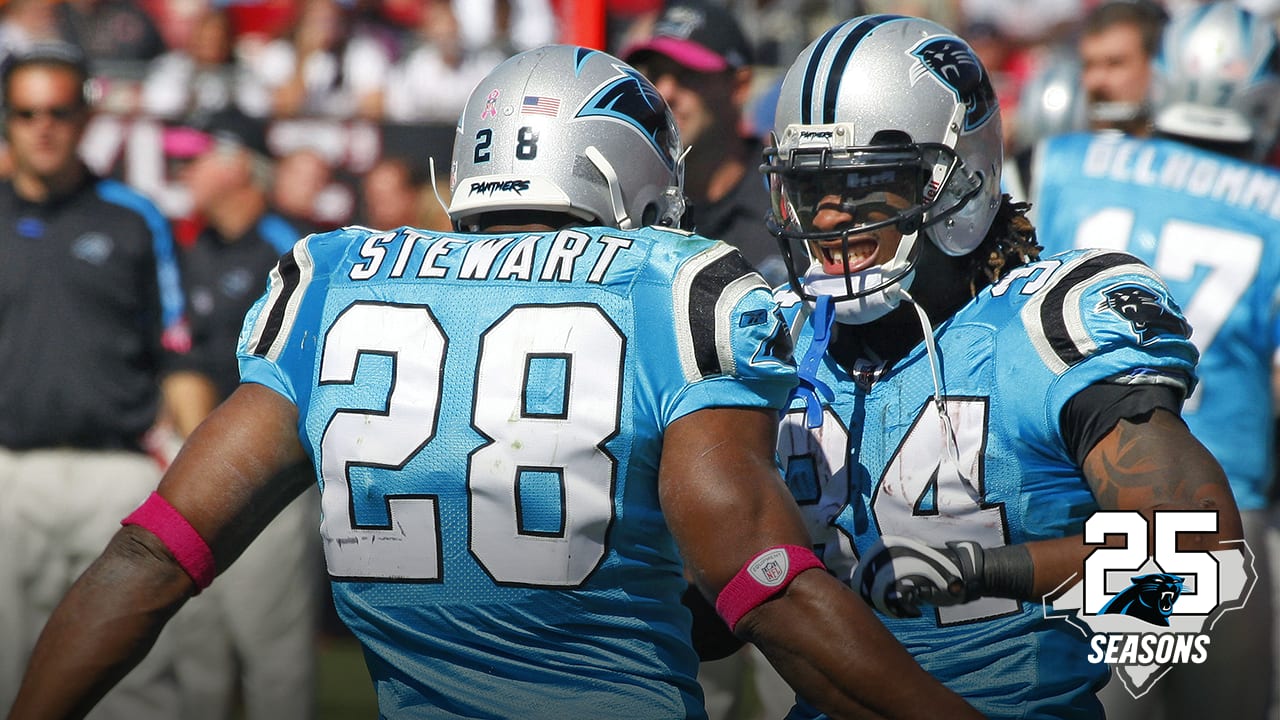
[1075, 209, 1262, 411]
[872, 398, 1018, 624]
[781, 397, 1017, 625]
[317, 302, 621, 587]
[778, 407, 858, 583]
[469, 305, 620, 586]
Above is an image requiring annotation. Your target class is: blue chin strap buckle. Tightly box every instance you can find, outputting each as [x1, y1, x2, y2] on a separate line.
[791, 294, 835, 429]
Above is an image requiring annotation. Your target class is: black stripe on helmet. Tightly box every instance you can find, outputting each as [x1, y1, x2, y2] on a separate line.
[808, 15, 906, 125]
[800, 24, 841, 126]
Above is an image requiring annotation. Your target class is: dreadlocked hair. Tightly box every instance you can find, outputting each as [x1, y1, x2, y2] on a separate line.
[965, 194, 1041, 297]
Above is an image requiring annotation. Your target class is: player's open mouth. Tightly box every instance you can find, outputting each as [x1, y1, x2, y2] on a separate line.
[816, 238, 878, 274]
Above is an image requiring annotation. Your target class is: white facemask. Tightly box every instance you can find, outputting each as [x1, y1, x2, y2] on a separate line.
[802, 231, 919, 324]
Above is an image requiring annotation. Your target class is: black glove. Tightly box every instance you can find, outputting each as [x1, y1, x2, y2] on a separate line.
[851, 536, 986, 619]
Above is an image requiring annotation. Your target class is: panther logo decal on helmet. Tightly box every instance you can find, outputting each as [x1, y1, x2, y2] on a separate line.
[578, 65, 678, 171]
[910, 38, 997, 132]
[448, 45, 686, 231]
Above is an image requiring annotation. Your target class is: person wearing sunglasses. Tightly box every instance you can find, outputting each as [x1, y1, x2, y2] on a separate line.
[0, 42, 189, 720]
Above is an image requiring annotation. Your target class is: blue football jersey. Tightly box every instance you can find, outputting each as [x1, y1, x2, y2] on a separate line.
[235, 224, 798, 719]
[1030, 132, 1280, 510]
[780, 249, 1197, 720]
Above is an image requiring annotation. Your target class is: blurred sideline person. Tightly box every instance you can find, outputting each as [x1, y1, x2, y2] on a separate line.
[1026, 4, 1280, 718]
[1009, 56, 1087, 155]
[139, 7, 238, 125]
[1078, 0, 1168, 136]
[1002, 56, 1087, 199]
[1007, 0, 1168, 204]
[0, 42, 188, 719]
[758, 14, 1242, 718]
[623, 4, 793, 714]
[269, 145, 337, 237]
[164, 114, 322, 720]
[624, 0, 787, 289]
[6, 45, 983, 720]
[357, 155, 442, 231]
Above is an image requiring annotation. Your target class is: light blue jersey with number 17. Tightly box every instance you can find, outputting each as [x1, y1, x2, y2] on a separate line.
[1031, 132, 1280, 511]
[236, 223, 798, 719]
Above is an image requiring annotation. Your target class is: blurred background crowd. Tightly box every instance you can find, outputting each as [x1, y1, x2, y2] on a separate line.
[2, 0, 1276, 242]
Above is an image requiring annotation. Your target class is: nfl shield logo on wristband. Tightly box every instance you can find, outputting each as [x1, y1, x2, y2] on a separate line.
[749, 548, 789, 587]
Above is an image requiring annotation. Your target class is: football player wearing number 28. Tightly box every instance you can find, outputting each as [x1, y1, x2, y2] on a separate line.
[6, 45, 981, 720]
[760, 14, 1243, 719]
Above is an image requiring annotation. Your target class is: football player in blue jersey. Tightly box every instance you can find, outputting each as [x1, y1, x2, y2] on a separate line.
[6, 45, 983, 720]
[1020, 4, 1280, 718]
[757, 14, 1244, 719]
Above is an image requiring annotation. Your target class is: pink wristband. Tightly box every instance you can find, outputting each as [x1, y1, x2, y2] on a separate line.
[715, 545, 824, 631]
[122, 492, 215, 591]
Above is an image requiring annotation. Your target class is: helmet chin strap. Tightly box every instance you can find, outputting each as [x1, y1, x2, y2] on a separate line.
[897, 288, 979, 503]
[803, 230, 918, 324]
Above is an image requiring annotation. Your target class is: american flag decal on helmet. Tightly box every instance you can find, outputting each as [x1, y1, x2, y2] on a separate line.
[521, 95, 560, 117]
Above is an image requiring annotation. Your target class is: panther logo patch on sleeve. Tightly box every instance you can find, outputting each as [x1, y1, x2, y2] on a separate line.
[1098, 284, 1191, 345]
[752, 306, 795, 367]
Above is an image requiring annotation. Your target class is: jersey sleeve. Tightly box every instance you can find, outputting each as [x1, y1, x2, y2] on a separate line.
[649, 241, 798, 424]
[1016, 249, 1198, 429]
[237, 230, 342, 404]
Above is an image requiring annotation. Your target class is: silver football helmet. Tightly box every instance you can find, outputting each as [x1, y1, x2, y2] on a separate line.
[763, 15, 1003, 324]
[449, 45, 686, 231]
[1151, 1, 1280, 162]
[1014, 56, 1087, 152]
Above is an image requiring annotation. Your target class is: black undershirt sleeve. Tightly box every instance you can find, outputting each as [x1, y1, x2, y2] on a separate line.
[1060, 382, 1185, 468]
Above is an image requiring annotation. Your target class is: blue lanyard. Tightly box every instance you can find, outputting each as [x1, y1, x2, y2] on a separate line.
[791, 295, 835, 429]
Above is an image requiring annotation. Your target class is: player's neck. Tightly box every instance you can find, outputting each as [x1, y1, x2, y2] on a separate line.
[828, 256, 973, 370]
[481, 223, 557, 233]
[831, 306, 922, 369]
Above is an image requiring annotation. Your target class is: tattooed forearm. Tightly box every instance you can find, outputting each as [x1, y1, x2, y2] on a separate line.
[1085, 418, 1188, 508]
[1082, 409, 1242, 541]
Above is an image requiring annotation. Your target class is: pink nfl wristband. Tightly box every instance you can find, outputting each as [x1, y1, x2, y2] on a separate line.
[715, 545, 824, 631]
[121, 492, 215, 591]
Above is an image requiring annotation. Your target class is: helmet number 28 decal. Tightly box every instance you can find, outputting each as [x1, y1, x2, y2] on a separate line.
[473, 127, 541, 164]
